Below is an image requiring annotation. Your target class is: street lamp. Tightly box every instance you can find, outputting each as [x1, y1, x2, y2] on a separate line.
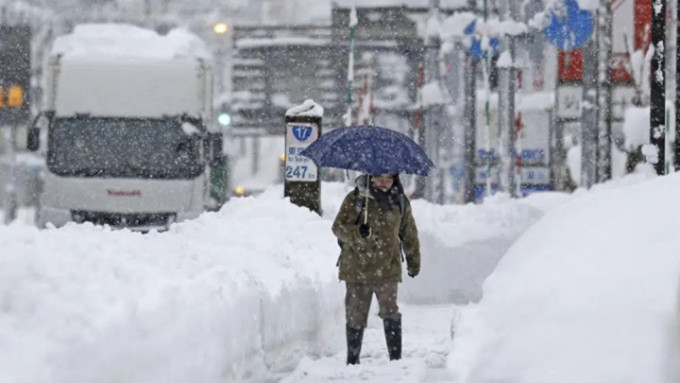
[213, 22, 228, 35]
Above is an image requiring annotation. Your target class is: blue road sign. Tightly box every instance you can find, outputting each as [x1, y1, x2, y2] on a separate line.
[544, 0, 594, 51]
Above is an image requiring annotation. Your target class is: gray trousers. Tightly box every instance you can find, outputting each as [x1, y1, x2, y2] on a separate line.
[345, 282, 401, 330]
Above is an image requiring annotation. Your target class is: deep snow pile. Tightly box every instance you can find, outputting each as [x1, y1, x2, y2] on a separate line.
[0, 181, 565, 383]
[403, 192, 569, 304]
[0, 186, 346, 383]
[448, 171, 680, 383]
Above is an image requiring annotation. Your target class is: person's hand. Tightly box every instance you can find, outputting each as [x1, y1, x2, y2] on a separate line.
[407, 268, 419, 278]
[358, 224, 371, 238]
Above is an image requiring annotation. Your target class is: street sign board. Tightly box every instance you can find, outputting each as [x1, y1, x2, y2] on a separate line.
[285, 122, 319, 182]
[556, 85, 583, 120]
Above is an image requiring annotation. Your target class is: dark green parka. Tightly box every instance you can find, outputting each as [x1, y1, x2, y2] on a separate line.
[332, 178, 421, 284]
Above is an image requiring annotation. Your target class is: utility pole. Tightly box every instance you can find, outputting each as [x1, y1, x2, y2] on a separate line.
[463, 52, 477, 203]
[596, 2, 613, 182]
[423, 0, 446, 203]
[676, 0, 680, 171]
[650, 0, 666, 175]
[581, 26, 598, 188]
[345, 4, 357, 127]
[462, 0, 478, 203]
[481, 0, 492, 197]
[497, 0, 520, 197]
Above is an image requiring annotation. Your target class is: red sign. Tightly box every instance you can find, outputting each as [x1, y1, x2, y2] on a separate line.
[558, 49, 583, 82]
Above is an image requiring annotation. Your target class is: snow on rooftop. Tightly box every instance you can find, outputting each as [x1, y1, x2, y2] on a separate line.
[441, 15, 527, 41]
[333, 0, 469, 8]
[52, 24, 211, 60]
[286, 99, 324, 118]
[426, 15, 441, 39]
[349, 5, 358, 27]
[421, 82, 446, 107]
[518, 91, 555, 111]
[491, 19, 529, 36]
[235, 37, 329, 49]
[440, 12, 477, 39]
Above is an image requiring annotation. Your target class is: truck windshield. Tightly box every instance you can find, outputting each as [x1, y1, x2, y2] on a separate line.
[47, 117, 204, 179]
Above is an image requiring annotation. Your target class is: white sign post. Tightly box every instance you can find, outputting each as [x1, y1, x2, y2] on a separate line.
[284, 99, 323, 214]
[285, 122, 319, 182]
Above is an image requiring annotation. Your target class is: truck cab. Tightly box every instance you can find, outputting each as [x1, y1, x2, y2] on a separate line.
[28, 24, 222, 231]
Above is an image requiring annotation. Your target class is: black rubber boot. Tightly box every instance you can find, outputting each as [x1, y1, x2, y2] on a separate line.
[346, 326, 364, 365]
[383, 318, 402, 360]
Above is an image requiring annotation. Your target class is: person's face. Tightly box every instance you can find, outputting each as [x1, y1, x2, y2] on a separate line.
[372, 174, 394, 192]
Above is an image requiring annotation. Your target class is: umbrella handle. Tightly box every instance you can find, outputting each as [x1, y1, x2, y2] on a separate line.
[364, 175, 369, 224]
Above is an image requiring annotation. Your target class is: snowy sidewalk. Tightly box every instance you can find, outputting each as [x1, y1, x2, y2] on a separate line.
[278, 304, 458, 383]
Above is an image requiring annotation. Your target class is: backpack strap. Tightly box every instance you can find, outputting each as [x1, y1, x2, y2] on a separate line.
[397, 194, 406, 239]
[397, 194, 407, 262]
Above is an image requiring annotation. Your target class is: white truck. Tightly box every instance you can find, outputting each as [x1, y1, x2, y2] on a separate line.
[28, 24, 223, 230]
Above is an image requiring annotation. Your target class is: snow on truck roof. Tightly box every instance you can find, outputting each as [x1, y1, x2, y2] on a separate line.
[49, 24, 212, 118]
[51, 23, 211, 60]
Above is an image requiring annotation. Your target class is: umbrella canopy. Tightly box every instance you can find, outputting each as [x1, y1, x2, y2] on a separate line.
[299, 125, 434, 176]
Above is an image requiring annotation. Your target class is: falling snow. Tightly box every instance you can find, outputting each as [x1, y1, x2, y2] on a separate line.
[1, 0, 679, 382]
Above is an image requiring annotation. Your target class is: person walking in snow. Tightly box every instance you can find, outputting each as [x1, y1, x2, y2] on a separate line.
[332, 173, 421, 365]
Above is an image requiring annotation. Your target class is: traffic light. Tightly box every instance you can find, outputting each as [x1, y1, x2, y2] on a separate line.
[217, 111, 231, 127]
[217, 103, 231, 127]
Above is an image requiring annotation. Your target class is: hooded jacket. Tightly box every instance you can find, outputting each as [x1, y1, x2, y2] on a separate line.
[332, 175, 421, 284]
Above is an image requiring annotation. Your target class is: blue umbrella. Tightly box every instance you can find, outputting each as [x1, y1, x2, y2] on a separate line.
[299, 125, 434, 176]
[544, 0, 594, 51]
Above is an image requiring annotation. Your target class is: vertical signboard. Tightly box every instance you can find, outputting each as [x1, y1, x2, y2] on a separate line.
[0, 25, 31, 125]
[285, 122, 319, 182]
[283, 114, 321, 214]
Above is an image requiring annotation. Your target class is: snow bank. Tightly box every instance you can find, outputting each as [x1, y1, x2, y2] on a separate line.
[0, 192, 344, 383]
[402, 192, 569, 304]
[52, 23, 211, 60]
[447, 173, 680, 383]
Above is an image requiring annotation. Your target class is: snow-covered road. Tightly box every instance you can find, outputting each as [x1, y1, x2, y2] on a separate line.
[278, 304, 458, 383]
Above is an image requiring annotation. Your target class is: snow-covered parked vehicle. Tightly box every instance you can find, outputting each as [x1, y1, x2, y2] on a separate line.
[27, 24, 223, 230]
